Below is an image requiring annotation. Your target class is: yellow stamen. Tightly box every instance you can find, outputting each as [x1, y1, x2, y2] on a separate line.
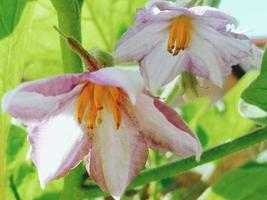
[108, 87, 121, 104]
[76, 83, 93, 123]
[93, 84, 104, 110]
[167, 16, 192, 56]
[167, 21, 178, 53]
[107, 90, 122, 129]
[76, 81, 124, 129]
[87, 99, 97, 129]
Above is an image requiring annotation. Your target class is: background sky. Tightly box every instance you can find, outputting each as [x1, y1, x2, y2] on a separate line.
[219, 0, 267, 38]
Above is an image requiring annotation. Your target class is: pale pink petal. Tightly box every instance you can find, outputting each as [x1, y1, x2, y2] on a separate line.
[147, 1, 179, 11]
[29, 100, 90, 187]
[241, 44, 263, 71]
[82, 67, 144, 104]
[2, 74, 82, 124]
[87, 108, 148, 198]
[195, 23, 252, 67]
[140, 37, 211, 92]
[113, 22, 168, 63]
[190, 6, 238, 29]
[189, 31, 224, 87]
[140, 39, 188, 93]
[143, 1, 194, 21]
[135, 93, 201, 158]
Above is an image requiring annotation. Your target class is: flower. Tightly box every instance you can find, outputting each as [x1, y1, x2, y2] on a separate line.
[2, 67, 201, 198]
[113, 1, 259, 93]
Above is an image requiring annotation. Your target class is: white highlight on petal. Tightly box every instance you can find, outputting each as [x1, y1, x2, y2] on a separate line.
[29, 100, 89, 187]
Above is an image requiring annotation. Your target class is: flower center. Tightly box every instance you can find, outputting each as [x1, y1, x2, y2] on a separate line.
[167, 16, 192, 56]
[76, 81, 122, 129]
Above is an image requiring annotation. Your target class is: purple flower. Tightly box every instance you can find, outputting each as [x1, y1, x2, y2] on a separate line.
[114, 1, 259, 93]
[2, 67, 201, 198]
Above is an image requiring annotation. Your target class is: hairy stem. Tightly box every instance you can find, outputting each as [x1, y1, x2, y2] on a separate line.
[50, 0, 83, 73]
[83, 127, 267, 197]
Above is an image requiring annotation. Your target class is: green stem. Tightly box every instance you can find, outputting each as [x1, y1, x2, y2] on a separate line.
[148, 150, 160, 200]
[50, 1, 84, 199]
[50, 0, 83, 73]
[83, 127, 267, 197]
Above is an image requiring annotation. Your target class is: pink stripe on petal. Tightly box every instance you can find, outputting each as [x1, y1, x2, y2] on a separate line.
[2, 74, 83, 124]
[153, 98, 194, 137]
[135, 93, 202, 158]
[19, 74, 81, 96]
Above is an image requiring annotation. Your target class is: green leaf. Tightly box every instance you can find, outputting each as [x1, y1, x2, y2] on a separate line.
[17, 166, 63, 200]
[242, 47, 267, 111]
[199, 162, 267, 200]
[0, 0, 27, 39]
[0, 1, 36, 199]
[7, 125, 27, 164]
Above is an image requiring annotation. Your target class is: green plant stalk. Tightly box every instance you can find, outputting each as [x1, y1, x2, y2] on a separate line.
[50, 0, 83, 73]
[83, 127, 267, 197]
[50, 1, 84, 199]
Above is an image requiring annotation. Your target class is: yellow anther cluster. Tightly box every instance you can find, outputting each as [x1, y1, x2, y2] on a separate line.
[168, 16, 192, 56]
[76, 82, 122, 129]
